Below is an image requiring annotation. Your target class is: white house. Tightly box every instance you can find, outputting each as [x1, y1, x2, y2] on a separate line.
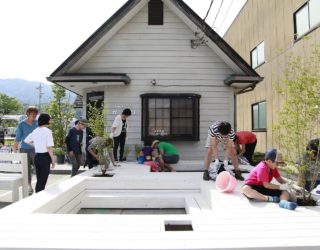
[47, 0, 262, 161]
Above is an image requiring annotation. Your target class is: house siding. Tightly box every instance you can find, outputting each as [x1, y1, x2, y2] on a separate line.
[224, 0, 320, 153]
[80, 4, 236, 160]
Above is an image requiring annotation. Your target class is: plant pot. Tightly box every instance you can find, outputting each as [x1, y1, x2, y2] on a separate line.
[56, 154, 65, 164]
[98, 162, 109, 175]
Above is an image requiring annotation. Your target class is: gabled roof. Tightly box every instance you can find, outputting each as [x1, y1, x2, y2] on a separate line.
[47, 0, 262, 95]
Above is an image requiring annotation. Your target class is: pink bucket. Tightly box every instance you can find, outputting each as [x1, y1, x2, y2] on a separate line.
[215, 171, 237, 193]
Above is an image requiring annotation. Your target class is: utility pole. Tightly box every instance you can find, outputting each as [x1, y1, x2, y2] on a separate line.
[36, 82, 44, 112]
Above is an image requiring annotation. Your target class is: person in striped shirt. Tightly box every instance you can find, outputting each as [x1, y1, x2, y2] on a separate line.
[203, 121, 244, 181]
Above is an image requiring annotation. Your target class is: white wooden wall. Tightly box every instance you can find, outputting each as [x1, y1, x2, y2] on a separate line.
[81, 4, 236, 160]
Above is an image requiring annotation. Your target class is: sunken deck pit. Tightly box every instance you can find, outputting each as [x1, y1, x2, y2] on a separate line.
[0, 162, 320, 250]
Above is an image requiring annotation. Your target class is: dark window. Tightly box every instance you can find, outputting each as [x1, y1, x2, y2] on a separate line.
[86, 91, 104, 119]
[294, 0, 320, 40]
[250, 41, 264, 69]
[252, 101, 266, 131]
[141, 94, 200, 141]
[148, 0, 163, 25]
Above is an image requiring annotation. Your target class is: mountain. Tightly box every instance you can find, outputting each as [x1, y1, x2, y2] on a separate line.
[0, 78, 76, 105]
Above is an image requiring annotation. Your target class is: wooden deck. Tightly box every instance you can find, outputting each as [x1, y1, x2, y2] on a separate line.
[0, 162, 319, 250]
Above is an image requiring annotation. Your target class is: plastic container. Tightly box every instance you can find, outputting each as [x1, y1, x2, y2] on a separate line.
[137, 156, 145, 164]
[215, 171, 237, 193]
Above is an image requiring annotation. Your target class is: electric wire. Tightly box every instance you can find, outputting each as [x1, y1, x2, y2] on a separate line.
[203, 0, 214, 22]
[217, 0, 234, 33]
[211, 0, 224, 30]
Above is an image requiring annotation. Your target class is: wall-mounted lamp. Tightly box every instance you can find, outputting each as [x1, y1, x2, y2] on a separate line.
[151, 79, 156, 85]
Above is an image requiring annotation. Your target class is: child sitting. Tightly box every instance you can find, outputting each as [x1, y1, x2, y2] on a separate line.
[138, 140, 158, 172]
[241, 148, 298, 210]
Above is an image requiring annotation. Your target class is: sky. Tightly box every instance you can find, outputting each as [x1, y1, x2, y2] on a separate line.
[0, 0, 246, 84]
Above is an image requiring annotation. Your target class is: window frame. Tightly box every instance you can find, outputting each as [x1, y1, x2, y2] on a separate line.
[294, 0, 320, 40]
[140, 93, 201, 141]
[250, 41, 265, 69]
[251, 101, 267, 132]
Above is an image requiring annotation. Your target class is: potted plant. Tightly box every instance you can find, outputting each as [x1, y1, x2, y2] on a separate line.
[53, 147, 65, 164]
[273, 45, 320, 205]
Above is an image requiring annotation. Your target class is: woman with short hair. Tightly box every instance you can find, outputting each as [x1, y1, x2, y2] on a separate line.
[24, 113, 55, 193]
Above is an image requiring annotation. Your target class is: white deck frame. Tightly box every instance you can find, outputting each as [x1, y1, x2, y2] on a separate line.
[0, 153, 28, 201]
[0, 162, 320, 250]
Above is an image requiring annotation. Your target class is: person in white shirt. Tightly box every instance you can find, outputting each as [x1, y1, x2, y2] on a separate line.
[24, 113, 55, 193]
[110, 108, 131, 162]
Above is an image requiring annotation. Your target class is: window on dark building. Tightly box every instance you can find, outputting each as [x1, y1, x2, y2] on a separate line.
[252, 101, 266, 131]
[148, 0, 163, 25]
[141, 94, 200, 141]
[294, 0, 320, 39]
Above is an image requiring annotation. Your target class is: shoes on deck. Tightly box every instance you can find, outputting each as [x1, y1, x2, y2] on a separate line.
[234, 170, 244, 181]
[119, 157, 127, 162]
[203, 170, 209, 181]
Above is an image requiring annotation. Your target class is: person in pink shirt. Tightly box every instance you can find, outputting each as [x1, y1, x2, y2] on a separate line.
[241, 148, 297, 210]
[234, 131, 257, 166]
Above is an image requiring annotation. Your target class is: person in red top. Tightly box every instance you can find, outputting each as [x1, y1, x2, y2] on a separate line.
[234, 131, 257, 166]
[241, 148, 297, 210]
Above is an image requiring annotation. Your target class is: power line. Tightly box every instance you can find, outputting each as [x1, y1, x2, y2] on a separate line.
[203, 0, 214, 22]
[217, 0, 234, 33]
[211, 0, 224, 30]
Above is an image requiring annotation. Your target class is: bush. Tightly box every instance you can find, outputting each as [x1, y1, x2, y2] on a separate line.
[53, 147, 65, 156]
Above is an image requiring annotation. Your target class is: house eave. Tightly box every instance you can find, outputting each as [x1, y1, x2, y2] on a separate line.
[224, 75, 264, 94]
[47, 73, 131, 85]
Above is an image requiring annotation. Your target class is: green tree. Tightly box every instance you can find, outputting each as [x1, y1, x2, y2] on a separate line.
[273, 45, 320, 200]
[0, 93, 23, 115]
[87, 102, 108, 138]
[87, 102, 109, 170]
[45, 85, 74, 149]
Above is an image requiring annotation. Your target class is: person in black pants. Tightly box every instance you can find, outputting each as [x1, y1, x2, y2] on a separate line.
[66, 119, 87, 176]
[110, 109, 131, 162]
[24, 113, 55, 193]
[234, 131, 257, 166]
[84, 126, 98, 169]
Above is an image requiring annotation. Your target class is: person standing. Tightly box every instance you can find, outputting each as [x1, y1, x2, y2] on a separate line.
[66, 119, 87, 176]
[110, 108, 132, 162]
[234, 131, 257, 166]
[13, 106, 38, 195]
[24, 113, 55, 193]
[203, 121, 244, 181]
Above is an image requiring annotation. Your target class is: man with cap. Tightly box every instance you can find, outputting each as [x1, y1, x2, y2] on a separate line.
[152, 140, 179, 171]
[241, 148, 298, 210]
[66, 119, 87, 176]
